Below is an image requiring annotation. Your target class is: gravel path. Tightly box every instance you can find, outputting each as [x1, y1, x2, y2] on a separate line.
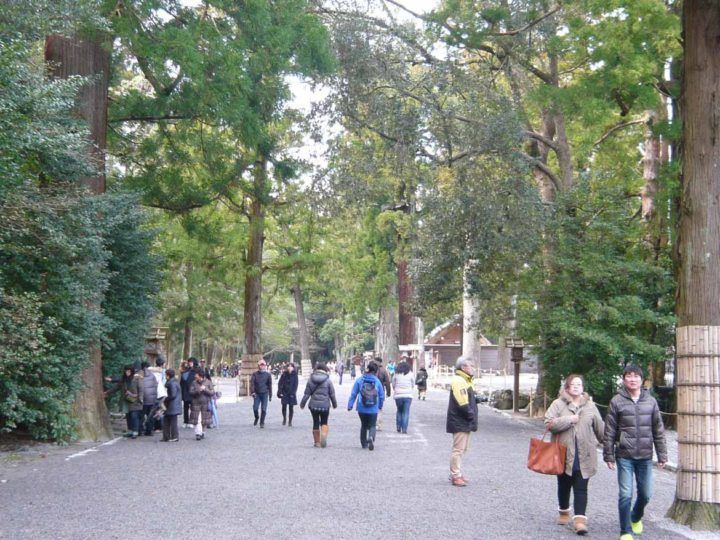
[0, 377, 712, 540]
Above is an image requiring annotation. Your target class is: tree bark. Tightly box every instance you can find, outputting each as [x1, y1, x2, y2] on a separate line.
[240, 160, 267, 395]
[641, 108, 670, 388]
[667, 1, 720, 527]
[376, 282, 399, 363]
[462, 264, 482, 370]
[45, 35, 111, 441]
[182, 317, 193, 361]
[291, 282, 312, 377]
[398, 259, 416, 346]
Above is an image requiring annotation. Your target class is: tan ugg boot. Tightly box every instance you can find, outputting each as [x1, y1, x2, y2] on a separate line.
[557, 509, 571, 526]
[320, 425, 329, 448]
[312, 429, 320, 447]
[573, 515, 588, 535]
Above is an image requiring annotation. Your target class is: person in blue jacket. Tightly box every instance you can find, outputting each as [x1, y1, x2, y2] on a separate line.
[347, 361, 385, 450]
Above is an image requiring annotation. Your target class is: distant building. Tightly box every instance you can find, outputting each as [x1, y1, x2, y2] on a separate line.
[423, 318, 536, 373]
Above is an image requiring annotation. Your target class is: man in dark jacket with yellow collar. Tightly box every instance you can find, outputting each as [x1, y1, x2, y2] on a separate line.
[446, 356, 478, 487]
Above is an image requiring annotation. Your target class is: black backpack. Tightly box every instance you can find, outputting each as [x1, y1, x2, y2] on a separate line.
[360, 378, 378, 407]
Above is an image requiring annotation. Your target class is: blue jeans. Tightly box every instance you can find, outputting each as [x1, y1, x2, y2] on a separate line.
[125, 410, 141, 434]
[617, 458, 653, 534]
[395, 397, 412, 432]
[253, 393, 269, 424]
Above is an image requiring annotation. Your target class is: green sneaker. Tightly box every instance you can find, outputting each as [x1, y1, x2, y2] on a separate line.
[620, 534, 633, 540]
[631, 520, 643, 534]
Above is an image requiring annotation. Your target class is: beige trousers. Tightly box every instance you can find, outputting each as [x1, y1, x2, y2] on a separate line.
[450, 432, 471, 477]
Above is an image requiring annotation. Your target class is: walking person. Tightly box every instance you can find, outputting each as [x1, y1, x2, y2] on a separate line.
[300, 363, 337, 447]
[336, 361, 344, 385]
[392, 361, 414, 433]
[190, 369, 215, 441]
[347, 361, 385, 450]
[446, 357, 478, 487]
[374, 357, 391, 430]
[277, 362, 299, 427]
[604, 365, 668, 540]
[416, 367, 428, 400]
[104, 365, 143, 439]
[250, 360, 272, 427]
[545, 374, 605, 535]
[162, 369, 181, 442]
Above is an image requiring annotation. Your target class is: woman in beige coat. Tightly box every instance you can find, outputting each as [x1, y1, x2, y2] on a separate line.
[544, 374, 604, 535]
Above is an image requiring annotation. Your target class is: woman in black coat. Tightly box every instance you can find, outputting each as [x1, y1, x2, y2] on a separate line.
[162, 369, 182, 442]
[277, 363, 299, 427]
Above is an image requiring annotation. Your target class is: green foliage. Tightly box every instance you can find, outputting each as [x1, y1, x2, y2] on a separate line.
[100, 191, 162, 377]
[0, 185, 108, 439]
[519, 183, 675, 403]
[0, 1, 161, 438]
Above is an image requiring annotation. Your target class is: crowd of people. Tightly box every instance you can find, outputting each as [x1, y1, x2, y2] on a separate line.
[105, 356, 220, 442]
[108, 351, 667, 540]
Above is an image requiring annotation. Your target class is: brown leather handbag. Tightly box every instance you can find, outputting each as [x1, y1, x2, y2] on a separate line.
[527, 428, 567, 475]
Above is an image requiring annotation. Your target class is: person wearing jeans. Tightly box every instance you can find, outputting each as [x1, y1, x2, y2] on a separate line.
[250, 360, 272, 427]
[544, 374, 604, 535]
[392, 361, 415, 433]
[348, 361, 385, 450]
[604, 365, 667, 540]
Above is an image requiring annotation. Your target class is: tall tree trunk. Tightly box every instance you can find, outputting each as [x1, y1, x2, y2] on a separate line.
[45, 35, 111, 441]
[462, 264, 482, 370]
[376, 282, 399, 362]
[291, 282, 312, 377]
[182, 317, 193, 361]
[642, 108, 671, 388]
[398, 259, 415, 346]
[666, 2, 720, 527]
[240, 160, 267, 395]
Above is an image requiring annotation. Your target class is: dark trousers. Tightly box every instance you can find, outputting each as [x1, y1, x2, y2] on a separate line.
[358, 412, 377, 448]
[125, 410, 141, 434]
[253, 393, 269, 424]
[143, 401, 163, 434]
[310, 409, 329, 429]
[163, 415, 179, 441]
[282, 404, 294, 423]
[183, 400, 191, 425]
[557, 471, 589, 516]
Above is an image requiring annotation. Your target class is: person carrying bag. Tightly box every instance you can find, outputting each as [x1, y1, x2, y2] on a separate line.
[542, 374, 604, 535]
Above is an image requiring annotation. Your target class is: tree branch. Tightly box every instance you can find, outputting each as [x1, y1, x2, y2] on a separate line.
[490, 5, 562, 36]
[524, 130, 558, 151]
[109, 114, 192, 123]
[521, 153, 561, 193]
[594, 118, 646, 146]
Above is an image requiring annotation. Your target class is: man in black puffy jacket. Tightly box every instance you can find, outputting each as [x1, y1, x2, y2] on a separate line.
[250, 360, 272, 428]
[603, 364, 667, 540]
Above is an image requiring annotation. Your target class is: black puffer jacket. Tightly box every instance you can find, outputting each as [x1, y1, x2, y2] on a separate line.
[603, 387, 668, 463]
[251, 370, 272, 395]
[300, 371, 337, 411]
[277, 370, 298, 406]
